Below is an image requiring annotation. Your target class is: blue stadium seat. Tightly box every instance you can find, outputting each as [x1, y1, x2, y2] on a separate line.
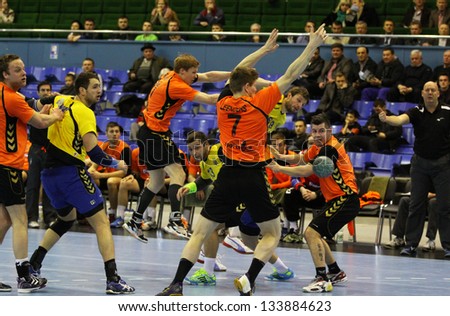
[192, 117, 216, 134]
[402, 125, 415, 146]
[367, 153, 403, 176]
[348, 152, 372, 171]
[387, 102, 417, 115]
[352, 100, 374, 119]
[304, 99, 320, 113]
[96, 116, 111, 134]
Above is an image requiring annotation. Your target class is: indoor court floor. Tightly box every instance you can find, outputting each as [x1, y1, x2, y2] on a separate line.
[0, 224, 449, 297]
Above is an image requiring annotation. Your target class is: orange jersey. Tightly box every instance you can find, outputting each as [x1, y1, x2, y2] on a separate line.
[303, 136, 358, 202]
[100, 140, 131, 173]
[22, 140, 32, 171]
[217, 83, 282, 163]
[131, 147, 149, 181]
[144, 71, 199, 132]
[0, 83, 35, 169]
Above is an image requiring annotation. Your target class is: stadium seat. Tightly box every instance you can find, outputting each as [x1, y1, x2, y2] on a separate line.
[367, 153, 403, 176]
[102, 0, 125, 14]
[352, 100, 374, 120]
[125, 0, 148, 14]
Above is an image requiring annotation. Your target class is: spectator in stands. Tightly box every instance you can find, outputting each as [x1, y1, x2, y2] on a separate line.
[429, 0, 450, 28]
[296, 20, 315, 44]
[0, 0, 14, 24]
[432, 49, 450, 80]
[87, 122, 131, 224]
[306, 72, 357, 124]
[160, 19, 186, 41]
[122, 43, 172, 94]
[345, 0, 380, 27]
[26, 81, 58, 229]
[208, 23, 229, 42]
[80, 58, 103, 91]
[150, 0, 178, 27]
[317, 43, 353, 97]
[194, 0, 225, 28]
[388, 49, 432, 103]
[403, 21, 429, 45]
[82, 18, 103, 40]
[324, 21, 350, 45]
[377, 19, 404, 45]
[427, 22, 450, 46]
[351, 46, 378, 98]
[438, 72, 450, 103]
[361, 47, 405, 101]
[292, 47, 324, 99]
[67, 20, 83, 42]
[288, 118, 309, 153]
[349, 21, 376, 45]
[247, 23, 265, 43]
[322, 1, 351, 27]
[403, 0, 431, 28]
[383, 193, 438, 251]
[135, 20, 158, 41]
[59, 72, 76, 95]
[335, 109, 362, 142]
[345, 99, 402, 153]
[110, 16, 134, 41]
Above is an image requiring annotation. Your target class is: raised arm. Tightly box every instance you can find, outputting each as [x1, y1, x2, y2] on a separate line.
[379, 111, 410, 126]
[276, 24, 327, 93]
[197, 71, 230, 83]
[234, 29, 280, 69]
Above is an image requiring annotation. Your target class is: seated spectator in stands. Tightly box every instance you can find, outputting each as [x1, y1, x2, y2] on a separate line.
[67, 20, 83, 42]
[345, 99, 402, 153]
[59, 72, 76, 95]
[403, 21, 429, 45]
[351, 46, 378, 98]
[110, 16, 134, 40]
[349, 21, 376, 45]
[388, 49, 432, 103]
[208, 23, 229, 42]
[335, 109, 362, 142]
[361, 47, 404, 101]
[292, 47, 324, 99]
[317, 43, 353, 97]
[135, 20, 158, 41]
[122, 43, 172, 94]
[402, 0, 431, 28]
[432, 49, 450, 80]
[194, 0, 225, 28]
[426, 22, 450, 46]
[429, 0, 450, 28]
[0, 0, 14, 24]
[306, 72, 357, 124]
[247, 23, 265, 43]
[438, 73, 450, 103]
[82, 18, 103, 40]
[160, 19, 186, 41]
[322, 1, 351, 27]
[288, 118, 309, 153]
[80, 57, 103, 90]
[345, 0, 380, 27]
[377, 19, 404, 45]
[324, 21, 350, 45]
[150, 0, 178, 27]
[295, 20, 315, 44]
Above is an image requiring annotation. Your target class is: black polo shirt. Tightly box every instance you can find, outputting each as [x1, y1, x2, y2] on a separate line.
[407, 103, 450, 159]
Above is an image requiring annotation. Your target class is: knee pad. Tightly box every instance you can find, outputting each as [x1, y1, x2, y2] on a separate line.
[50, 219, 75, 237]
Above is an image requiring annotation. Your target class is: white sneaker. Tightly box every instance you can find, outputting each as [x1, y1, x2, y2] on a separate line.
[234, 274, 254, 296]
[422, 239, 436, 252]
[197, 250, 227, 272]
[302, 276, 333, 293]
[28, 221, 39, 229]
[163, 221, 191, 239]
[222, 235, 254, 254]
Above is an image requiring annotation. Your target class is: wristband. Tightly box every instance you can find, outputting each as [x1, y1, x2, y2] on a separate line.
[184, 182, 197, 194]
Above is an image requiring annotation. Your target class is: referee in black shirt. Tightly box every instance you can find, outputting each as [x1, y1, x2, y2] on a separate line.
[379, 81, 450, 258]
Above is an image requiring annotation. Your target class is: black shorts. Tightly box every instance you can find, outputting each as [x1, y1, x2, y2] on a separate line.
[0, 165, 26, 206]
[137, 125, 181, 171]
[201, 166, 279, 224]
[308, 194, 360, 239]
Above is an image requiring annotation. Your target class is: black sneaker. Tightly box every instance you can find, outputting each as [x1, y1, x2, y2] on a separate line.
[0, 282, 12, 292]
[400, 246, 417, 256]
[156, 282, 183, 296]
[17, 275, 47, 293]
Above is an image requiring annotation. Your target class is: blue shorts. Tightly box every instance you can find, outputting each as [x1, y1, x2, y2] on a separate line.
[41, 165, 104, 216]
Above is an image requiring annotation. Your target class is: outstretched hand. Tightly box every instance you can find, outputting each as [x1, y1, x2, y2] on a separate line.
[309, 24, 327, 47]
[262, 29, 280, 54]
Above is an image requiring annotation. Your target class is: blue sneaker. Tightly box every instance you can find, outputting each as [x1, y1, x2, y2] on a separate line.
[106, 278, 135, 294]
[400, 246, 417, 256]
[110, 216, 124, 228]
[156, 282, 183, 296]
[264, 268, 295, 281]
[17, 275, 47, 293]
[29, 265, 41, 278]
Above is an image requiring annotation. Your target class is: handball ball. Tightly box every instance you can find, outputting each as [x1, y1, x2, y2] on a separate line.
[312, 156, 334, 178]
